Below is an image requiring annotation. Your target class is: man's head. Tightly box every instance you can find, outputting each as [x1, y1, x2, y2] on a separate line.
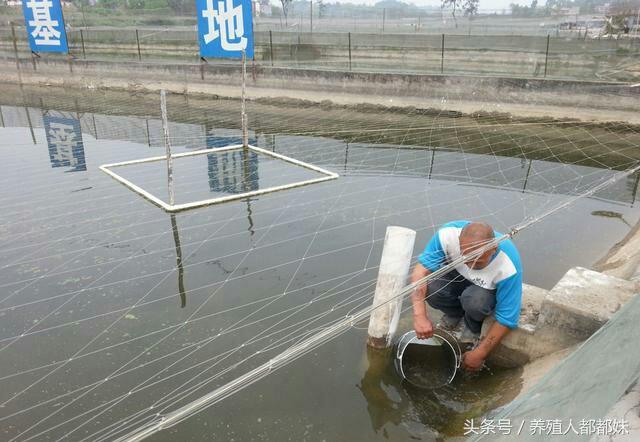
[459, 222, 497, 270]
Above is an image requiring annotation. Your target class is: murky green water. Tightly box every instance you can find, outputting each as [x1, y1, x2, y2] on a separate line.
[0, 86, 638, 441]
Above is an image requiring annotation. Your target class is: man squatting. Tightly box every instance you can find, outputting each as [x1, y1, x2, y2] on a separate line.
[410, 220, 523, 371]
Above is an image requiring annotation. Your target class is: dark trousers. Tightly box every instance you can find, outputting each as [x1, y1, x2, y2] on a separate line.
[426, 270, 496, 334]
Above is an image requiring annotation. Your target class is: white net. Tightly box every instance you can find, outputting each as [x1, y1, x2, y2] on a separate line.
[0, 81, 639, 441]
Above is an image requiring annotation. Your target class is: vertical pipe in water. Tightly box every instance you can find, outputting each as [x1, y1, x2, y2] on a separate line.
[160, 90, 175, 206]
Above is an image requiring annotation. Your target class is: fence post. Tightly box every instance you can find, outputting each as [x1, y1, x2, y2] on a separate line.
[310, 0, 313, 34]
[269, 30, 274, 66]
[80, 29, 86, 59]
[382, 8, 386, 33]
[348, 32, 352, 71]
[544, 34, 550, 78]
[441, 33, 445, 74]
[10, 22, 20, 72]
[135, 29, 142, 61]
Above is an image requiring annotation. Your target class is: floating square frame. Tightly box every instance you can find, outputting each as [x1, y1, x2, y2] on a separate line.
[100, 144, 339, 212]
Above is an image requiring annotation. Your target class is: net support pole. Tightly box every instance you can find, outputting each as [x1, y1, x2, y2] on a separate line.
[160, 90, 175, 206]
[367, 226, 416, 349]
[241, 50, 248, 149]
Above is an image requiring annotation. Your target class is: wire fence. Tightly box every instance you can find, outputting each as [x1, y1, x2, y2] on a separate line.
[0, 23, 639, 81]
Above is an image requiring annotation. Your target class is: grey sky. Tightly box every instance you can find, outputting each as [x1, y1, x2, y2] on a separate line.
[320, 0, 539, 12]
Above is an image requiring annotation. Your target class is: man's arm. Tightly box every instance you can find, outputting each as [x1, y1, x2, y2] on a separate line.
[410, 263, 434, 339]
[462, 270, 522, 371]
[462, 321, 510, 371]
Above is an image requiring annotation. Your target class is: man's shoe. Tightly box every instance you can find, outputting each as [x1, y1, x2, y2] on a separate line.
[459, 325, 480, 345]
[438, 315, 462, 331]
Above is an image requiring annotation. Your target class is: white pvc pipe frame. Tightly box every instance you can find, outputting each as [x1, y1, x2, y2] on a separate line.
[99, 144, 339, 212]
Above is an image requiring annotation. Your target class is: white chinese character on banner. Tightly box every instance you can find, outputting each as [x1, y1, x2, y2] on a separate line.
[201, 0, 247, 51]
[26, 0, 61, 46]
[49, 122, 79, 166]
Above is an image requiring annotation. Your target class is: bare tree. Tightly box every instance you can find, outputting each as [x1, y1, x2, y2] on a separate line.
[441, 0, 479, 28]
[280, 0, 293, 26]
[606, 0, 640, 35]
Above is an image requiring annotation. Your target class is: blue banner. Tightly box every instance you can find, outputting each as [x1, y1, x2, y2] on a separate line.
[196, 0, 254, 59]
[43, 115, 86, 172]
[22, 0, 68, 53]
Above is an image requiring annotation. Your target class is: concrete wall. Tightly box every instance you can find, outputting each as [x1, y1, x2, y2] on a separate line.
[482, 267, 639, 368]
[1, 55, 638, 120]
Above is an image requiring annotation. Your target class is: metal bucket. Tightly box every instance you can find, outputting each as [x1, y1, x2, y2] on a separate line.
[394, 330, 461, 389]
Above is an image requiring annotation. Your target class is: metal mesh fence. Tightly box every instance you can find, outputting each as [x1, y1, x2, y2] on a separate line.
[0, 23, 638, 81]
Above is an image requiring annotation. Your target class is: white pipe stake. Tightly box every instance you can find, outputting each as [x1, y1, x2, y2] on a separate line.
[367, 226, 416, 349]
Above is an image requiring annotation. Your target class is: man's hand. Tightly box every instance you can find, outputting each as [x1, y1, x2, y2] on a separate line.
[462, 348, 486, 371]
[462, 322, 511, 372]
[413, 315, 434, 339]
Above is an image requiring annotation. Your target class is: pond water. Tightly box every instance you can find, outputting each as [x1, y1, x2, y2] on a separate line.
[0, 89, 639, 441]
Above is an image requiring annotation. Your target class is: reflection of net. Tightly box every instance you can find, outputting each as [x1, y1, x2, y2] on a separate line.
[0, 82, 639, 441]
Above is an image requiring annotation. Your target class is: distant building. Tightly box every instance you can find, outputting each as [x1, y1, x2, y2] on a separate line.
[557, 7, 580, 17]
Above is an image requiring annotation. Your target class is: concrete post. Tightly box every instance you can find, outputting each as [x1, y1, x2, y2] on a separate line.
[367, 226, 416, 349]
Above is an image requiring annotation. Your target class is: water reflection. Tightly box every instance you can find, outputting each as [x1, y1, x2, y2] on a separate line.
[0, 94, 639, 442]
[170, 214, 187, 308]
[43, 114, 86, 172]
[358, 347, 405, 434]
[358, 343, 519, 438]
[206, 134, 259, 194]
[207, 150, 259, 194]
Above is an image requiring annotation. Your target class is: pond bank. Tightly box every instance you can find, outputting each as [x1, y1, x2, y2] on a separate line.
[1, 55, 639, 124]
